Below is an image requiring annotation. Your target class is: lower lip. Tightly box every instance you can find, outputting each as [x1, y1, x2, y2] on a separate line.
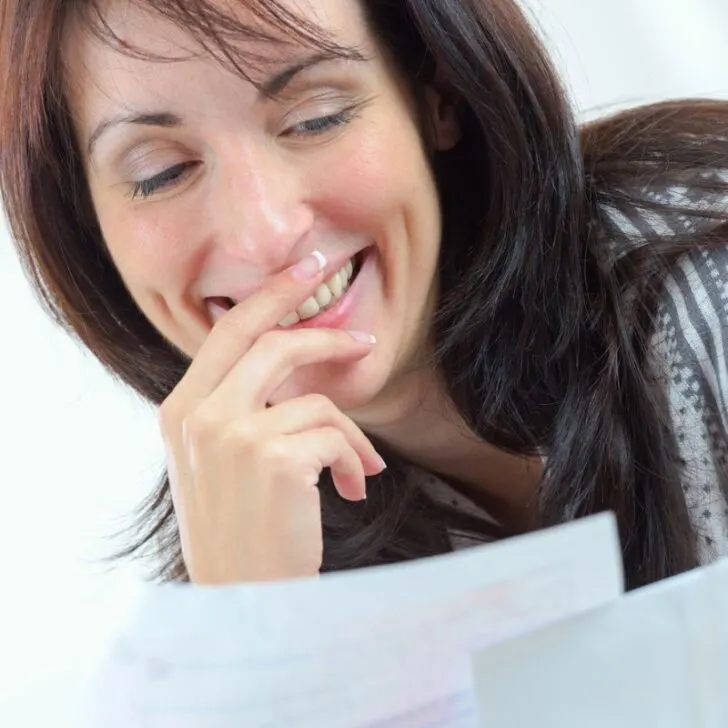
[283, 247, 375, 330]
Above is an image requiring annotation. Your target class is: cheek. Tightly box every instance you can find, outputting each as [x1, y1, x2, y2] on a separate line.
[95, 201, 191, 296]
[314, 163, 394, 228]
[310, 120, 435, 231]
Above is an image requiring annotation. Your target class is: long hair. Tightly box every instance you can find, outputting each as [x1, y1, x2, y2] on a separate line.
[2, 0, 728, 589]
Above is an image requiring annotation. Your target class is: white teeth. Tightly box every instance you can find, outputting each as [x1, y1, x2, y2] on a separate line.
[329, 272, 343, 299]
[314, 283, 333, 307]
[278, 311, 300, 327]
[297, 296, 321, 320]
[276, 255, 357, 327]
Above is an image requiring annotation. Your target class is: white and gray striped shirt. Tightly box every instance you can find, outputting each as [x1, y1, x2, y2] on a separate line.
[418, 182, 728, 565]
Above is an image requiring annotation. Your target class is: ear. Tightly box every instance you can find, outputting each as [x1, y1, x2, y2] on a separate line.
[424, 81, 462, 151]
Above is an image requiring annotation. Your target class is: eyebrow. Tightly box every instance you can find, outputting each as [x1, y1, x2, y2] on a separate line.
[85, 51, 362, 157]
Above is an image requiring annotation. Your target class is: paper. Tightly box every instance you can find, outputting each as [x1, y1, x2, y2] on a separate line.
[471, 554, 728, 728]
[82, 513, 623, 728]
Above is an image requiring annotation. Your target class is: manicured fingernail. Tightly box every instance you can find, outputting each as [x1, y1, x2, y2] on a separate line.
[289, 250, 326, 280]
[372, 452, 387, 475]
[347, 331, 377, 344]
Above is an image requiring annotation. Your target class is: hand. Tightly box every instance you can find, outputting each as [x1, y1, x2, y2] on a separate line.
[158, 251, 386, 584]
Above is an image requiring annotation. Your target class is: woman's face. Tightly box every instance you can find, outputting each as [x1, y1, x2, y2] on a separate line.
[63, 0, 459, 417]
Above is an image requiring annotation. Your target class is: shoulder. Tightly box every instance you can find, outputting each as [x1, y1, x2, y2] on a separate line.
[605, 172, 728, 379]
[655, 245, 728, 369]
[604, 169, 728, 245]
[611, 174, 728, 562]
[648, 246, 728, 564]
[650, 244, 728, 466]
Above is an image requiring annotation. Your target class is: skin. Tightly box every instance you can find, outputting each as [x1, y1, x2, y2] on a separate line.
[63, 0, 542, 580]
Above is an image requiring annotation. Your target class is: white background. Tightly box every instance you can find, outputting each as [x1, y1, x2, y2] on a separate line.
[1, 0, 727, 722]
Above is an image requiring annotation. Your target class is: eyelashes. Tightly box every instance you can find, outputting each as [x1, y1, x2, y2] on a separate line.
[128, 106, 360, 201]
[282, 106, 357, 138]
[129, 161, 197, 201]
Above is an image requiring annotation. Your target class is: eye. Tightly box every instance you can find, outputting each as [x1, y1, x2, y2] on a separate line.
[128, 161, 198, 200]
[283, 106, 358, 139]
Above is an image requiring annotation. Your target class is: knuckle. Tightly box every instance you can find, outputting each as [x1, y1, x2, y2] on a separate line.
[306, 392, 335, 416]
[257, 435, 290, 465]
[219, 420, 256, 451]
[183, 412, 259, 454]
[255, 330, 295, 367]
[324, 426, 348, 449]
[180, 410, 219, 447]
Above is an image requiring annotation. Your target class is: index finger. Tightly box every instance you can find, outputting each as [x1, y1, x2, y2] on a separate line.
[175, 250, 328, 402]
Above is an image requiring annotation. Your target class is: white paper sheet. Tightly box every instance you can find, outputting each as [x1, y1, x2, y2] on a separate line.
[81, 513, 622, 727]
[471, 554, 728, 728]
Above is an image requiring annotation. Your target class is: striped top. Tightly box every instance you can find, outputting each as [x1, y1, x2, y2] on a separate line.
[417, 181, 728, 565]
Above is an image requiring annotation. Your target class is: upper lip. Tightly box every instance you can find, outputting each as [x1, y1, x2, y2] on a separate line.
[206, 247, 368, 305]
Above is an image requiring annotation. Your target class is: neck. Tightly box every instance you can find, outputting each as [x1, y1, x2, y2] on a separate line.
[354, 366, 543, 531]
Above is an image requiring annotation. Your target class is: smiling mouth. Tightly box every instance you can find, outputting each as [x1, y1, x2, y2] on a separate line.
[275, 250, 364, 327]
[211, 249, 367, 327]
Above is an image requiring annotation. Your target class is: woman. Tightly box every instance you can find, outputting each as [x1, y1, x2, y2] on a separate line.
[2, 0, 728, 590]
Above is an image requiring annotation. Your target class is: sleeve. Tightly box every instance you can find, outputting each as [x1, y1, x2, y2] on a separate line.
[649, 244, 728, 563]
[603, 172, 728, 563]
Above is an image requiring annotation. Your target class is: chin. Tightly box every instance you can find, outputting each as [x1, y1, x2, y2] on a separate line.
[267, 357, 385, 414]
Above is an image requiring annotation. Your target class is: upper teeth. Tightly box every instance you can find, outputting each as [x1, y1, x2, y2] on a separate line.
[278, 257, 355, 327]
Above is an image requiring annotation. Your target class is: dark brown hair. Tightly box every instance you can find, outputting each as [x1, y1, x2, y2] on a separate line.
[2, 0, 728, 589]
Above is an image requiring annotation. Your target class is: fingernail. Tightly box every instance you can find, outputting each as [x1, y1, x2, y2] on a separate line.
[289, 250, 326, 280]
[374, 453, 387, 472]
[347, 331, 377, 344]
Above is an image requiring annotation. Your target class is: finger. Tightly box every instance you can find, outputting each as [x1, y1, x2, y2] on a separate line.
[210, 327, 376, 411]
[256, 394, 386, 476]
[177, 250, 329, 402]
[162, 430, 195, 531]
[290, 426, 367, 502]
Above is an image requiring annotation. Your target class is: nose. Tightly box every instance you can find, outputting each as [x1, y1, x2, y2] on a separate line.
[210, 143, 314, 269]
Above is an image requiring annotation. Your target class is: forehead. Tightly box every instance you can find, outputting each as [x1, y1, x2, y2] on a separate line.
[61, 0, 369, 111]
[62, 0, 367, 64]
